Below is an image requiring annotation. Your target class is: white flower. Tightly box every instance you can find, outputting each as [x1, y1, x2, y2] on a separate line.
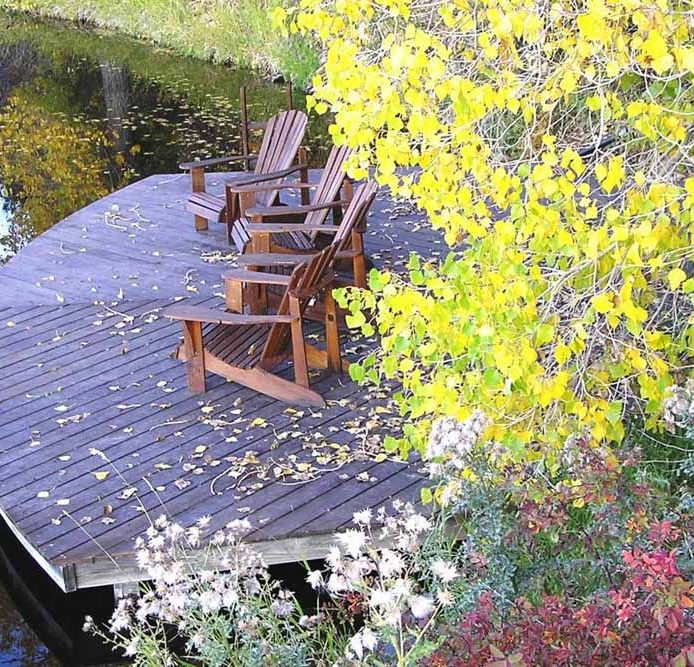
[198, 590, 221, 613]
[123, 636, 139, 657]
[378, 549, 404, 577]
[349, 631, 365, 659]
[369, 587, 395, 610]
[404, 513, 431, 535]
[82, 615, 94, 633]
[409, 594, 435, 619]
[226, 518, 252, 533]
[353, 508, 373, 526]
[187, 526, 201, 547]
[168, 588, 188, 611]
[271, 595, 294, 618]
[197, 515, 211, 529]
[136, 549, 150, 569]
[306, 570, 324, 589]
[299, 613, 322, 627]
[336, 529, 367, 558]
[326, 545, 343, 570]
[327, 573, 349, 593]
[167, 523, 185, 542]
[222, 587, 239, 607]
[361, 626, 377, 651]
[199, 570, 215, 584]
[148, 534, 165, 550]
[349, 626, 377, 659]
[244, 577, 261, 596]
[437, 589, 453, 606]
[431, 558, 458, 583]
[109, 602, 131, 632]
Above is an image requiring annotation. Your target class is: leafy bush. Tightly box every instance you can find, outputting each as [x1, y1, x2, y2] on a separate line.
[425, 546, 694, 667]
[282, 0, 694, 464]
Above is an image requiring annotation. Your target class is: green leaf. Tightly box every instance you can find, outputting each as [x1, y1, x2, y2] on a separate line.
[349, 364, 365, 383]
[605, 401, 623, 424]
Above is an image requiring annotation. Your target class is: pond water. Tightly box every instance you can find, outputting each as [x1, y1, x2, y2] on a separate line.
[0, 10, 327, 664]
[0, 10, 329, 263]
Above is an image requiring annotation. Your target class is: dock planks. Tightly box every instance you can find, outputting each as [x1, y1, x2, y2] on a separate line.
[0, 173, 440, 591]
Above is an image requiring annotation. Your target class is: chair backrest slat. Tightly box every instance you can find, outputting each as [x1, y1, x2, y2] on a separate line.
[333, 180, 378, 250]
[303, 145, 353, 240]
[253, 110, 308, 208]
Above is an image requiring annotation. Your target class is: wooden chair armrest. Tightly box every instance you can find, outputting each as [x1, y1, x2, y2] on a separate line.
[226, 165, 306, 191]
[221, 269, 293, 285]
[165, 305, 295, 325]
[237, 253, 314, 267]
[246, 223, 340, 234]
[179, 154, 257, 170]
[228, 180, 319, 195]
[244, 200, 349, 218]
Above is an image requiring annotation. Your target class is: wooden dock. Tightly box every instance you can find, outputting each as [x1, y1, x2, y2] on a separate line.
[0, 172, 444, 592]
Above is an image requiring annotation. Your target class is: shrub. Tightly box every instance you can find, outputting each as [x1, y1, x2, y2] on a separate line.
[425, 546, 694, 667]
[282, 0, 694, 464]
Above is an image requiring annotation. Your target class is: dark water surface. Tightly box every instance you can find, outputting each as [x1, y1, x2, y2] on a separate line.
[0, 10, 328, 664]
[0, 10, 328, 262]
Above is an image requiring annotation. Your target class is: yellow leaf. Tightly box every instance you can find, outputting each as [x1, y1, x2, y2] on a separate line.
[93, 471, 110, 481]
[591, 293, 614, 314]
[668, 267, 687, 290]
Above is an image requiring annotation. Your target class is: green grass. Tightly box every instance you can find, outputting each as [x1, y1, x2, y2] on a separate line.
[0, 0, 319, 87]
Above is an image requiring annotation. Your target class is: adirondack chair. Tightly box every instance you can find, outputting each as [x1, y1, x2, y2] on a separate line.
[225, 144, 353, 254]
[164, 245, 343, 407]
[237, 180, 377, 291]
[179, 110, 309, 236]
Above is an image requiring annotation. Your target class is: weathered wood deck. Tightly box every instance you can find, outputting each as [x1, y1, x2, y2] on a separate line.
[0, 172, 444, 592]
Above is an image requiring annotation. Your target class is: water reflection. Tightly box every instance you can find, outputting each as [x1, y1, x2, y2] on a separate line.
[0, 11, 328, 261]
[0, 583, 59, 667]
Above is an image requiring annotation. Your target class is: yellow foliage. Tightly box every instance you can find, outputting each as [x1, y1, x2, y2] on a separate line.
[291, 0, 694, 461]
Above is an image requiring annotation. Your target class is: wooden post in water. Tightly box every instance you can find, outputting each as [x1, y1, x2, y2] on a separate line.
[240, 86, 252, 172]
[286, 81, 294, 110]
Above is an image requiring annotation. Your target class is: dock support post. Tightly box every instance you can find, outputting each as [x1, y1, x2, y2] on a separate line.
[113, 581, 139, 600]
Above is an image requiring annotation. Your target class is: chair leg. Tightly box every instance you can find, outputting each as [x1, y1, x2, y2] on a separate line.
[225, 188, 242, 245]
[298, 147, 310, 205]
[182, 320, 206, 392]
[352, 230, 368, 288]
[191, 167, 208, 232]
[324, 286, 342, 373]
[289, 297, 310, 388]
[250, 221, 270, 313]
[225, 280, 244, 313]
